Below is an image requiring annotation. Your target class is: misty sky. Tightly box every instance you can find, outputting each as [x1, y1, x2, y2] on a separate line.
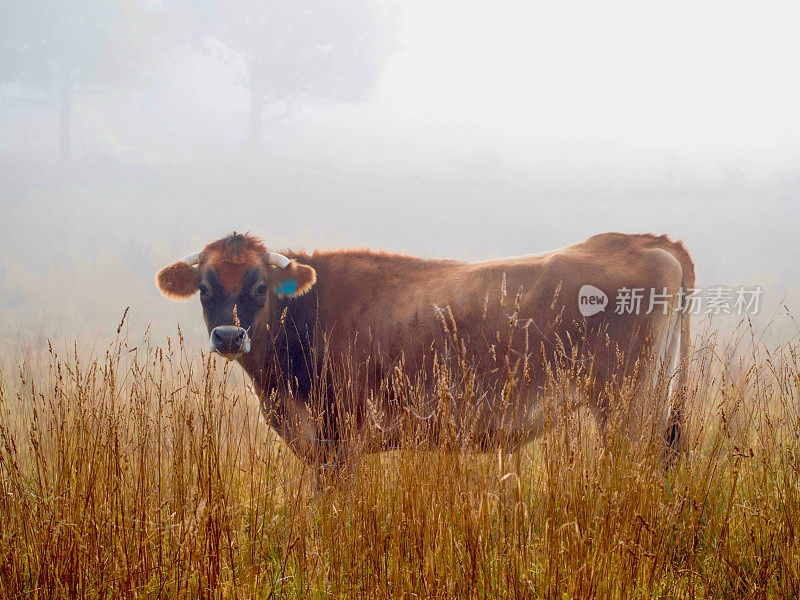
[384, 1, 800, 144]
[143, 1, 800, 161]
[1, 0, 799, 346]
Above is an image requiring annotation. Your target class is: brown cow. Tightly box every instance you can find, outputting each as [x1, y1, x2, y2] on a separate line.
[156, 232, 694, 473]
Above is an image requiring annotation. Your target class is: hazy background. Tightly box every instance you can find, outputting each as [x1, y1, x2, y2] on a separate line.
[1, 0, 799, 352]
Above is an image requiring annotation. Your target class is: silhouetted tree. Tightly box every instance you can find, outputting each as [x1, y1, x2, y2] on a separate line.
[0, 0, 156, 161]
[194, 0, 391, 150]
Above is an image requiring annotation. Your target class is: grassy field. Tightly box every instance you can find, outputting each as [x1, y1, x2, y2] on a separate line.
[0, 317, 798, 599]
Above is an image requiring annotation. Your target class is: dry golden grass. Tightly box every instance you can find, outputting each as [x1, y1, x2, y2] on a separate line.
[0, 315, 798, 599]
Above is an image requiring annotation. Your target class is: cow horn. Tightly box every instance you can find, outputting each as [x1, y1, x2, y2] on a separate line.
[267, 252, 291, 268]
[182, 252, 202, 266]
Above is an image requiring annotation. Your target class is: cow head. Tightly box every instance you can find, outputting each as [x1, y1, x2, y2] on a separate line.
[156, 233, 316, 359]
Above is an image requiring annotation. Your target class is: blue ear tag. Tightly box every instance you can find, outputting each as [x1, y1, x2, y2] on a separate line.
[275, 278, 297, 295]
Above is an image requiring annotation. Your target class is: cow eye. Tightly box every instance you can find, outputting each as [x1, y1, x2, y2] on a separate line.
[254, 284, 268, 297]
[199, 282, 211, 298]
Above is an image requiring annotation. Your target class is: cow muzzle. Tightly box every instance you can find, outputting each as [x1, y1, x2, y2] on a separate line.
[210, 326, 251, 359]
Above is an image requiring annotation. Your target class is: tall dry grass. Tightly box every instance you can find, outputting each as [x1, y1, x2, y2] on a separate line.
[0, 313, 798, 599]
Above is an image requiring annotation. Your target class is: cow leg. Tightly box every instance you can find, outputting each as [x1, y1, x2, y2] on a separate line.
[589, 402, 609, 447]
[312, 437, 363, 494]
[585, 376, 610, 448]
[665, 402, 683, 461]
[311, 437, 343, 492]
[313, 459, 341, 493]
[664, 367, 686, 464]
[497, 445, 515, 477]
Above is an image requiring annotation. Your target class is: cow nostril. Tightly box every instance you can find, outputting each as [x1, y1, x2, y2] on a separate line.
[210, 326, 248, 356]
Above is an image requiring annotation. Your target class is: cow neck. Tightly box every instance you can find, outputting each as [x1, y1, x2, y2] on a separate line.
[237, 273, 319, 400]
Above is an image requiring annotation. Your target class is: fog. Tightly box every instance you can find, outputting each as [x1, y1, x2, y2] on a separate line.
[1, 0, 799, 350]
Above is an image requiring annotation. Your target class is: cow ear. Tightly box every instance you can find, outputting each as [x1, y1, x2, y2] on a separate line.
[156, 261, 200, 299]
[272, 261, 317, 298]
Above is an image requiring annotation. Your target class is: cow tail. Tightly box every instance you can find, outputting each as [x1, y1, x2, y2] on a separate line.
[666, 287, 690, 458]
[661, 238, 694, 460]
